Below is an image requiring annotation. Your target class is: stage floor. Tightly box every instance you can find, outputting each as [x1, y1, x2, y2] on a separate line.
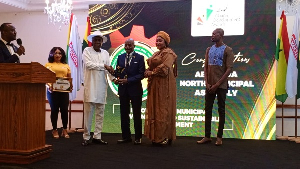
[1, 130, 300, 169]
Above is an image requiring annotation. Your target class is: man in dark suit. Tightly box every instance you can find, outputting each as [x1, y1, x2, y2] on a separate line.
[106, 38, 145, 145]
[0, 23, 25, 63]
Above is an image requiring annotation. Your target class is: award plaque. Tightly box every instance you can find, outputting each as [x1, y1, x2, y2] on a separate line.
[52, 77, 72, 92]
[116, 66, 127, 79]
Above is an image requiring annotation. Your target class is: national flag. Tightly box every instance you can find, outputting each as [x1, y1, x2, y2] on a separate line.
[67, 13, 83, 101]
[275, 11, 290, 103]
[286, 14, 300, 98]
[82, 16, 91, 51]
[297, 40, 300, 99]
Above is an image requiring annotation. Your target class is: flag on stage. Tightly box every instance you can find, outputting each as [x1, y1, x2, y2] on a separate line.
[275, 11, 290, 103]
[286, 14, 300, 98]
[82, 16, 91, 51]
[67, 13, 83, 101]
[297, 40, 300, 99]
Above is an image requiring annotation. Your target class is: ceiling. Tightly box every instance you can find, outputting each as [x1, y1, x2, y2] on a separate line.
[0, 0, 177, 13]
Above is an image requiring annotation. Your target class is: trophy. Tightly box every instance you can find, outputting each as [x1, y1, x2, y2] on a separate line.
[115, 65, 127, 79]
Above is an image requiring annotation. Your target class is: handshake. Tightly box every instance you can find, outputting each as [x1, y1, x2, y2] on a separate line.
[104, 64, 115, 74]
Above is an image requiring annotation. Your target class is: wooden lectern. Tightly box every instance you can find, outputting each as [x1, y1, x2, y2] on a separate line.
[0, 62, 56, 164]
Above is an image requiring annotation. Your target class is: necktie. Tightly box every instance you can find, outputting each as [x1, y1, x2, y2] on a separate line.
[126, 54, 130, 67]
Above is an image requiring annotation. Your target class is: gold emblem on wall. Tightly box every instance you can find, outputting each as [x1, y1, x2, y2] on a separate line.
[89, 3, 145, 35]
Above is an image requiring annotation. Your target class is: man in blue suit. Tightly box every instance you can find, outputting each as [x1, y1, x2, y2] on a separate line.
[106, 38, 145, 145]
[0, 23, 25, 63]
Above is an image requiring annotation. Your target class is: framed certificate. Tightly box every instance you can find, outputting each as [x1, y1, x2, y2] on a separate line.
[52, 77, 72, 92]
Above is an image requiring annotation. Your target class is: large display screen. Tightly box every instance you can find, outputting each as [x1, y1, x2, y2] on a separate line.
[89, 0, 276, 140]
[191, 0, 245, 36]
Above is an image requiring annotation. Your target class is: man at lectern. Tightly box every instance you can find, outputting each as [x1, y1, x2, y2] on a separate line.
[197, 28, 234, 146]
[0, 23, 25, 63]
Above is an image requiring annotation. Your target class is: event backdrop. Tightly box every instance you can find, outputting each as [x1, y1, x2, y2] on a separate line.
[88, 0, 276, 140]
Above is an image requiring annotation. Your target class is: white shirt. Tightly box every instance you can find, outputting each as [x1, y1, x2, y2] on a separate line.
[125, 51, 134, 66]
[0, 38, 20, 57]
[82, 47, 113, 104]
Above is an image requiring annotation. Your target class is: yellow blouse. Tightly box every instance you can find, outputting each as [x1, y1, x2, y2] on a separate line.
[45, 62, 71, 78]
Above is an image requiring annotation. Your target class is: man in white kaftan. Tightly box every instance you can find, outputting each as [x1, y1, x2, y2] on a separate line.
[81, 31, 113, 146]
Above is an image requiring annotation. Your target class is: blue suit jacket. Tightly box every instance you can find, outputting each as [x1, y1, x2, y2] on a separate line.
[0, 40, 19, 63]
[116, 51, 145, 97]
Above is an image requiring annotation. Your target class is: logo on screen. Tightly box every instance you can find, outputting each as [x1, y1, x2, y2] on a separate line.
[191, 0, 245, 36]
[108, 41, 155, 101]
[196, 5, 213, 25]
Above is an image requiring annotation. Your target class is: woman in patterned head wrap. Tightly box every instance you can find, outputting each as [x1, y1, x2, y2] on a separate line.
[144, 31, 177, 145]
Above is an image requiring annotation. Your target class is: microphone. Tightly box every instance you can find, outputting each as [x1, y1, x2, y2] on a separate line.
[16, 38, 22, 47]
[16, 38, 25, 55]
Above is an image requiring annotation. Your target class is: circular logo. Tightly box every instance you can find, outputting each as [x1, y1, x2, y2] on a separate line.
[108, 41, 157, 101]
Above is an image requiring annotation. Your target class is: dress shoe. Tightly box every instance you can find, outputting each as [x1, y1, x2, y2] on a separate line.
[81, 140, 90, 146]
[215, 137, 222, 146]
[160, 138, 169, 145]
[117, 138, 132, 144]
[52, 129, 59, 139]
[134, 139, 141, 145]
[61, 129, 70, 138]
[92, 138, 108, 145]
[196, 137, 212, 144]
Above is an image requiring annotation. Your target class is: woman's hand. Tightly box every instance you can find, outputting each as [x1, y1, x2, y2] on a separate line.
[144, 70, 153, 78]
[47, 83, 53, 93]
[70, 84, 73, 92]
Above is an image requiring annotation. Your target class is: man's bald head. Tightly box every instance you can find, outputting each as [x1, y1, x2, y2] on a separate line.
[124, 38, 135, 54]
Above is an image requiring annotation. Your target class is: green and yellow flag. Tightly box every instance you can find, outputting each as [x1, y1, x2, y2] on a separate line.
[275, 11, 290, 103]
[82, 16, 91, 51]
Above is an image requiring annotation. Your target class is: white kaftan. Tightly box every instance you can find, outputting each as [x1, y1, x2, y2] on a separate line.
[83, 47, 113, 104]
[82, 47, 113, 140]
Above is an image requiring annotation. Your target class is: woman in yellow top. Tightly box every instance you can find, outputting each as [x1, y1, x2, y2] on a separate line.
[45, 47, 71, 139]
[144, 31, 177, 145]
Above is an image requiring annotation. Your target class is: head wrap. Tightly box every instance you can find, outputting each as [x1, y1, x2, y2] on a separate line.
[157, 31, 170, 45]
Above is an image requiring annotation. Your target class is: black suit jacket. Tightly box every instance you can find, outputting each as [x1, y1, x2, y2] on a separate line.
[116, 52, 145, 97]
[0, 40, 19, 63]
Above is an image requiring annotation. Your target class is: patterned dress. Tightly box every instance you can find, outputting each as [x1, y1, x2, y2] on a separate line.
[144, 47, 177, 143]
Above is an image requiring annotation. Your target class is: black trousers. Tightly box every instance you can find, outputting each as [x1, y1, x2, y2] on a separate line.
[119, 93, 142, 140]
[204, 88, 227, 138]
[47, 90, 69, 130]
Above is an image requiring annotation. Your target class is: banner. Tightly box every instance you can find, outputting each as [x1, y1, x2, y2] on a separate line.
[82, 16, 92, 51]
[275, 11, 290, 102]
[286, 14, 299, 98]
[88, 0, 276, 140]
[67, 14, 83, 101]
